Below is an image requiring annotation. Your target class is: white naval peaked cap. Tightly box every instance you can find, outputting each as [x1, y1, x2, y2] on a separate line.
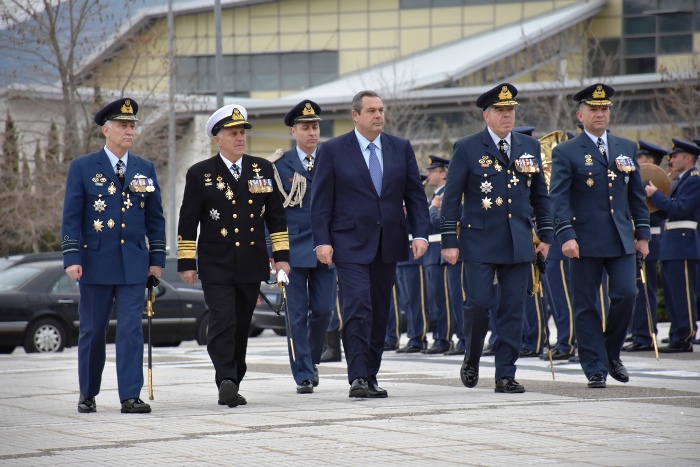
[205, 104, 252, 138]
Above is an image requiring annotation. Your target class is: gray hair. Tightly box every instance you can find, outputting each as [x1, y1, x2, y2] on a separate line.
[352, 90, 381, 114]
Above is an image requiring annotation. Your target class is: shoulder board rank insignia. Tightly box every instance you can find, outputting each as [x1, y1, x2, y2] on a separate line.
[615, 155, 636, 173]
[691, 169, 699, 176]
[514, 153, 539, 173]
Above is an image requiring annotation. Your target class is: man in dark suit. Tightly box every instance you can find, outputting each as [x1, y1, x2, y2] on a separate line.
[177, 104, 290, 407]
[269, 100, 336, 394]
[441, 83, 553, 394]
[645, 139, 700, 353]
[311, 90, 430, 398]
[623, 140, 667, 352]
[62, 97, 166, 414]
[549, 83, 650, 388]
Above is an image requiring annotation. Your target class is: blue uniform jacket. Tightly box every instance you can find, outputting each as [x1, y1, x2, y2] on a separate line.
[441, 127, 553, 264]
[650, 169, 700, 261]
[61, 149, 166, 284]
[549, 133, 650, 256]
[311, 130, 430, 264]
[272, 148, 324, 268]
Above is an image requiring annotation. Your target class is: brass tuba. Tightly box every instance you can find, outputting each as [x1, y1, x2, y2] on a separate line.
[539, 130, 568, 188]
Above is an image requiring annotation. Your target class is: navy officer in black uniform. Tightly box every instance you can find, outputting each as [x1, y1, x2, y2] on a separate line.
[62, 97, 166, 414]
[177, 104, 290, 407]
[441, 83, 553, 394]
[269, 100, 337, 393]
[646, 139, 700, 353]
[549, 84, 650, 388]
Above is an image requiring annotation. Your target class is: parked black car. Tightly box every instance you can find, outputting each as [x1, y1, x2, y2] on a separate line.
[161, 257, 286, 338]
[0, 260, 210, 354]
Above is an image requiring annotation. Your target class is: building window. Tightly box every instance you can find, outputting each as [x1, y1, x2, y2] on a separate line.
[176, 51, 338, 95]
[619, 0, 696, 75]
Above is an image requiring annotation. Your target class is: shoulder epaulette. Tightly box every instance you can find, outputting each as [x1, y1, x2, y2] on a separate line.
[267, 148, 284, 163]
[690, 169, 699, 177]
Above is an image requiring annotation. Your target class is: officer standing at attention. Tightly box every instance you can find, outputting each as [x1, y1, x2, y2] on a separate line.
[645, 139, 700, 353]
[423, 155, 456, 354]
[441, 83, 553, 394]
[269, 100, 337, 393]
[177, 104, 290, 407]
[62, 97, 166, 414]
[622, 140, 667, 352]
[549, 84, 650, 388]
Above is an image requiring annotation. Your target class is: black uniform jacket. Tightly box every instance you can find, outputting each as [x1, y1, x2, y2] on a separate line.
[177, 153, 289, 283]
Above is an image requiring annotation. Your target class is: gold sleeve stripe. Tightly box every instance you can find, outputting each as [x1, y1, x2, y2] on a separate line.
[178, 239, 197, 259]
[269, 231, 289, 252]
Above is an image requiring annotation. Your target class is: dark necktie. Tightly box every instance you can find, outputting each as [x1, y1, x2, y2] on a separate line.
[597, 137, 607, 162]
[305, 154, 314, 173]
[498, 139, 509, 160]
[368, 142, 382, 195]
[231, 164, 240, 181]
[116, 160, 125, 187]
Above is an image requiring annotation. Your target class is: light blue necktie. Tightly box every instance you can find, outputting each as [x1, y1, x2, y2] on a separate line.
[368, 142, 382, 195]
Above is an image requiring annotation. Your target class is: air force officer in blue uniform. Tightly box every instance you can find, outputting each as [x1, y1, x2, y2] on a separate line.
[62, 98, 166, 414]
[311, 90, 430, 398]
[441, 83, 553, 394]
[269, 100, 336, 394]
[646, 139, 700, 353]
[549, 84, 650, 388]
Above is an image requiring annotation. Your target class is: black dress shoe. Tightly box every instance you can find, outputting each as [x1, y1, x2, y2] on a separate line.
[349, 378, 369, 398]
[384, 343, 399, 351]
[218, 379, 239, 407]
[622, 342, 653, 352]
[587, 374, 606, 388]
[297, 380, 314, 394]
[658, 343, 693, 353]
[541, 349, 571, 361]
[78, 395, 96, 413]
[312, 365, 319, 387]
[422, 346, 448, 355]
[482, 346, 496, 357]
[444, 348, 465, 356]
[519, 349, 539, 358]
[121, 397, 151, 414]
[367, 383, 388, 398]
[460, 359, 479, 388]
[218, 394, 247, 407]
[608, 359, 629, 383]
[624, 335, 633, 343]
[661, 337, 670, 344]
[396, 346, 422, 354]
[495, 376, 526, 393]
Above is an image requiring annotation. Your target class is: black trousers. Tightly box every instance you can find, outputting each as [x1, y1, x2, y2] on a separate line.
[202, 281, 260, 388]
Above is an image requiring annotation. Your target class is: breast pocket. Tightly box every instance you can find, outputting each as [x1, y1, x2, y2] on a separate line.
[576, 167, 603, 191]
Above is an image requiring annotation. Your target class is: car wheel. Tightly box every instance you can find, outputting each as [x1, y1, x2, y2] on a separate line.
[273, 328, 287, 337]
[196, 314, 209, 345]
[24, 318, 66, 353]
[0, 346, 16, 354]
[248, 327, 264, 337]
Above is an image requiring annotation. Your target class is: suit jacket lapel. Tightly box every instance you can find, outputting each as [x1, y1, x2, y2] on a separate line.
[98, 149, 121, 187]
[214, 154, 243, 199]
[578, 134, 607, 168]
[123, 154, 140, 190]
[288, 150, 311, 181]
[481, 128, 507, 167]
[346, 132, 378, 197]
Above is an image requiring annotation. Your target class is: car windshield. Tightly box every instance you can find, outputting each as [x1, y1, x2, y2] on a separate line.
[0, 265, 43, 292]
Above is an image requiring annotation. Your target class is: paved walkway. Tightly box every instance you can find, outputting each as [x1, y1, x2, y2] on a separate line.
[1, 323, 699, 466]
